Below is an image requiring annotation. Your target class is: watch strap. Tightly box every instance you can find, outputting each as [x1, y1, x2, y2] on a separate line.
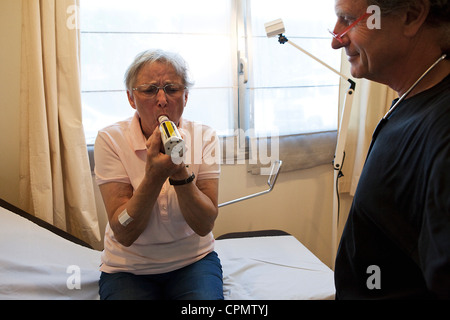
[169, 172, 195, 186]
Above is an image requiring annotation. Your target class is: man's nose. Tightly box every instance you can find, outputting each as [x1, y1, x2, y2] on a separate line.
[331, 36, 347, 49]
[330, 24, 350, 49]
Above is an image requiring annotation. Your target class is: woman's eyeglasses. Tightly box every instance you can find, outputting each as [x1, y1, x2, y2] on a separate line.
[132, 84, 187, 97]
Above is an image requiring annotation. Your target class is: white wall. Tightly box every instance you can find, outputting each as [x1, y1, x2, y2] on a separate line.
[0, 0, 351, 268]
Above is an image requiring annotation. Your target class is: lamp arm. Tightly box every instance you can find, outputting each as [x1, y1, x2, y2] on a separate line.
[276, 34, 356, 170]
[278, 34, 350, 81]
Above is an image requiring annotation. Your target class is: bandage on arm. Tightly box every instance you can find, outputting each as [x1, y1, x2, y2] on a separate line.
[118, 209, 133, 227]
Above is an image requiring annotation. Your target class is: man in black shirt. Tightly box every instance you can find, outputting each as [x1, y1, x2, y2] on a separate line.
[330, 0, 449, 298]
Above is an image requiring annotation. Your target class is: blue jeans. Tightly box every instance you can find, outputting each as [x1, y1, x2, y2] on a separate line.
[99, 251, 223, 300]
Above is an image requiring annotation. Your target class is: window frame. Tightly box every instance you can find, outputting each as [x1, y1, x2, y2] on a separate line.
[232, 0, 339, 171]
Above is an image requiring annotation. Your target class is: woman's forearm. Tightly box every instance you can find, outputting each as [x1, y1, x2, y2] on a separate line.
[173, 179, 219, 236]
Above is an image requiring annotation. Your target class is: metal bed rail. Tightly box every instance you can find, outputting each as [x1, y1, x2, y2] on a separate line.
[218, 160, 282, 208]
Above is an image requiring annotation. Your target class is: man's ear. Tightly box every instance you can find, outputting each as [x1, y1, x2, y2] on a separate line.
[127, 90, 137, 110]
[402, 0, 430, 38]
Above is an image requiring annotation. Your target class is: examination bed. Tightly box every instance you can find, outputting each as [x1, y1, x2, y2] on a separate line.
[0, 199, 335, 300]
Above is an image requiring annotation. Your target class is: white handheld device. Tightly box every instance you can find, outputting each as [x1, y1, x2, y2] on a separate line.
[158, 115, 185, 159]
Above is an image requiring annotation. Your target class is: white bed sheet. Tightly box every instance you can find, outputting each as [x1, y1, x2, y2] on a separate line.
[215, 236, 335, 300]
[0, 207, 102, 300]
[0, 206, 334, 300]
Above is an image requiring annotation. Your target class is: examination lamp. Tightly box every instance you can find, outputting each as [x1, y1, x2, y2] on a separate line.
[265, 19, 356, 264]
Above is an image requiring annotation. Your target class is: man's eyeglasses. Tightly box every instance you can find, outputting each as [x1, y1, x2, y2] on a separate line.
[132, 83, 187, 97]
[329, 12, 370, 43]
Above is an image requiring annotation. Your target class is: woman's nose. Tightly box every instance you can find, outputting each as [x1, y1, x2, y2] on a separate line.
[156, 90, 168, 108]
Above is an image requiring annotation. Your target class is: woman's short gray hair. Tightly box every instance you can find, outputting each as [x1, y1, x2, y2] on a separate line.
[124, 49, 195, 94]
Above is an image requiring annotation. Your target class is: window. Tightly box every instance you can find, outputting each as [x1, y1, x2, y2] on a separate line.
[80, 0, 236, 143]
[245, 0, 340, 136]
[81, 0, 340, 169]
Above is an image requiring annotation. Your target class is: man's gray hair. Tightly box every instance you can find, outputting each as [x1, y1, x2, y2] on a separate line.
[124, 49, 195, 94]
[366, 0, 449, 52]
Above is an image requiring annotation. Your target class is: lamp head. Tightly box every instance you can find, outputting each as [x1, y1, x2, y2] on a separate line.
[264, 19, 285, 38]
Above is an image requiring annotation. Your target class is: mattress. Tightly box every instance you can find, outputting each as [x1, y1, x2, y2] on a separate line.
[0, 204, 101, 299]
[216, 234, 335, 300]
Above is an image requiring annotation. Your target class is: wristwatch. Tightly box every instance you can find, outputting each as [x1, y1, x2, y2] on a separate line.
[169, 172, 195, 186]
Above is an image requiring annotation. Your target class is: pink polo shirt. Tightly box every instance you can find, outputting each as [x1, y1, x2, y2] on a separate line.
[94, 112, 220, 274]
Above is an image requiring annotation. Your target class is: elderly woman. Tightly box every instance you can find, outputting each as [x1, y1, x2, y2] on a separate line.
[94, 49, 223, 300]
[330, 0, 449, 298]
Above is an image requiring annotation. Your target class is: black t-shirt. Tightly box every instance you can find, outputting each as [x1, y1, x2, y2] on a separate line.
[335, 74, 450, 299]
